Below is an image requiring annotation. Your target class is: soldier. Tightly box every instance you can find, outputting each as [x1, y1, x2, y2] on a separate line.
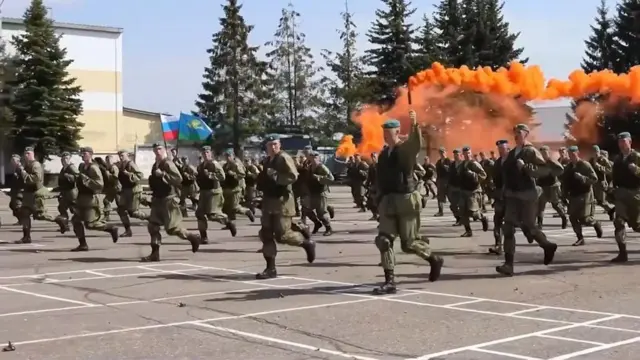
[293, 153, 307, 217]
[56, 152, 78, 219]
[590, 145, 615, 220]
[489, 150, 497, 161]
[496, 124, 557, 276]
[457, 146, 489, 237]
[255, 135, 316, 279]
[537, 146, 568, 229]
[70, 147, 119, 251]
[488, 140, 509, 255]
[178, 156, 199, 217]
[557, 146, 571, 213]
[448, 149, 463, 226]
[479, 151, 494, 212]
[414, 159, 428, 208]
[170, 148, 182, 167]
[196, 145, 236, 242]
[601, 149, 616, 205]
[346, 153, 368, 211]
[610, 132, 640, 262]
[373, 111, 444, 294]
[365, 152, 379, 221]
[143, 143, 201, 261]
[116, 150, 148, 237]
[222, 150, 255, 223]
[244, 157, 259, 215]
[102, 155, 121, 221]
[303, 151, 334, 236]
[434, 147, 451, 216]
[9, 154, 23, 226]
[422, 156, 437, 200]
[562, 146, 603, 246]
[17, 147, 68, 243]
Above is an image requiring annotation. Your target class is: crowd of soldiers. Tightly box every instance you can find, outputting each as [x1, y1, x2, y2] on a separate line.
[2, 111, 640, 294]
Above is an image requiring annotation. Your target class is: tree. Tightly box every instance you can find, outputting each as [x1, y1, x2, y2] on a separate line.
[9, 0, 83, 160]
[432, 0, 467, 67]
[364, 0, 418, 106]
[0, 39, 16, 139]
[611, 0, 640, 74]
[320, 0, 368, 136]
[582, 0, 615, 73]
[413, 14, 443, 70]
[264, 2, 324, 132]
[194, 0, 269, 154]
[474, 0, 527, 68]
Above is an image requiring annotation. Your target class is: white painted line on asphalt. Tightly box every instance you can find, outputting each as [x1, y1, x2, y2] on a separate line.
[84, 270, 112, 278]
[0, 262, 187, 280]
[548, 334, 640, 359]
[471, 347, 542, 360]
[537, 334, 605, 346]
[442, 299, 485, 308]
[0, 285, 96, 307]
[194, 322, 381, 360]
[409, 315, 621, 360]
[507, 307, 548, 316]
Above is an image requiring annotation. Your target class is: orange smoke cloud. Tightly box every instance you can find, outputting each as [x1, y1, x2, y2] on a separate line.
[335, 134, 357, 158]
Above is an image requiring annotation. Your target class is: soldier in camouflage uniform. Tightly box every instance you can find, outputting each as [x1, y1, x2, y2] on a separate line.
[434, 148, 451, 216]
[557, 146, 571, 212]
[589, 145, 615, 220]
[373, 112, 444, 294]
[9, 154, 23, 226]
[244, 157, 260, 215]
[70, 147, 119, 251]
[56, 152, 78, 219]
[222, 150, 255, 223]
[457, 146, 489, 237]
[303, 151, 334, 236]
[102, 155, 121, 221]
[178, 156, 199, 217]
[479, 151, 494, 212]
[346, 154, 369, 211]
[488, 140, 509, 255]
[413, 159, 428, 208]
[561, 146, 603, 246]
[422, 156, 437, 200]
[365, 152, 379, 220]
[537, 146, 568, 229]
[255, 135, 316, 279]
[116, 150, 149, 237]
[448, 149, 463, 226]
[143, 143, 201, 261]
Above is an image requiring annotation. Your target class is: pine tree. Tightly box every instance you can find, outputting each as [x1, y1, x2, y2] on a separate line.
[477, 0, 526, 68]
[413, 14, 443, 70]
[611, 0, 640, 73]
[0, 39, 16, 139]
[264, 2, 324, 132]
[9, 0, 83, 160]
[320, 1, 368, 137]
[432, 0, 466, 67]
[194, 0, 269, 154]
[364, 0, 418, 105]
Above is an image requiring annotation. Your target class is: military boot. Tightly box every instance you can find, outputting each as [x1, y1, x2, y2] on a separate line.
[594, 221, 603, 238]
[460, 224, 473, 237]
[608, 208, 615, 221]
[560, 215, 568, 229]
[180, 208, 189, 218]
[55, 217, 69, 234]
[452, 216, 461, 226]
[611, 243, 628, 263]
[421, 197, 427, 208]
[71, 238, 89, 252]
[186, 233, 201, 253]
[301, 239, 316, 263]
[572, 226, 585, 246]
[256, 257, 277, 279]
[323, 226, 333, 236]
[427, 255, 444, 282]
[373, 270, 396, 294]
[434, 203, 444, 217]
[199, 230, 209, 244]
[244, 210, 255, 222]
[327, 206, 335, 219]
[107, 226, 119, 243]
[141, 244, 160, 262]
[120, 225, 133, 238]
[226, 221, 237, 237]
[489, 230, 502, 255]
[496, 252, 514, 276]
[480, 216, 489, 232]
[296, 223, 311, 240]
[311, 220, 323, 234]
[537, 216, 543, 229]
[543, 243, 558, 265]
[16, 227, 31, 244]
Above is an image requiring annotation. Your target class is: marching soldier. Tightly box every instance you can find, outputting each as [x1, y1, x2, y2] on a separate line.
[9, 154, 23, 226]
[244, 157, 260, 215]
[365, 152, 379, 220]
[222, 150, 255, 223]
[17, 147, 68, 243]
[143, 143, 201, 261]
[537, 146, 568, 229]
[293, 154, 307, 217]
[196, 146, 236, 242]
[178, 156, 199, 217]
[458, 146, 489, 237]
[116, 150, 148, 237]
[413, 159, 428, 208]
[479, 151, 494, 212]
[57, 152, 78, 219]
[434, 147, 451, 216]
[496, 124, 557, 276]
[255, 135, 316, 279]
[448, 149, 463, 226]
[610, 132, 640, 263]
[304, 151, 334, 236]
[562, 146, 603, 246]
[590, 145, 615, 220]
[488, 140, 509, 255]
[347, 154, 368, 211]
[70, 147, 119, 251]
[422, 156, 437, 200]
[101, 155, 120, 221]
[373, 111, 443, 294]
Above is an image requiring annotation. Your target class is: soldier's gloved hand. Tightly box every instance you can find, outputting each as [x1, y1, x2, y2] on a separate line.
[409, 109, 417, 124]
[267, 168, 277, 177]
[574, 172, 585, 181]
[227, 171, 237, 177]
[203, 169, 210, 176]
[516, 159, 525, 169]
[629, 163, 638, 172]
[154, 168, 163, 177]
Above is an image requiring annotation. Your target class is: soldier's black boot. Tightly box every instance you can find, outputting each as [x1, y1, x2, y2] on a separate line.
[561, 215, 568, 229]
[461, 224, 473, 237]
[180, 207, 188, 218]
[480, 216, 489, 232]
[572, 236, 585, 246]
[120, 226, 133, 238]
[245, 210, 255, 222]
[17, 227, 31, 244]
[294, 222, 311, 240]
[373, 270, 396, 294]
[543, 243, 558, 265]
[434, 203, 444, 217]
[311, 220, 323, 234]
[199, 230, 209, 244]
[611, 243, 628, 263]
[226, 221, 237, 237]
[323, 226, 333, 236]
[421, 197, 427, 208]
[594, 221, 603, 238]
[427, 255, 444, 282]
[489, 230, 502, 255]
[452, 216, 461, 226]
[256, 257, 277, 279]
[537, 216, 543, 229]
[71, 238, 89, 252]
[107, 226, 119, 243]
[608, 208, 615, 221]
[186, 233, 201, 253]
[300, 239, 316, 263]
[141, 244, 160, 262]
[327, 206, 335, 219]
[496, 252, 514, 276]
[55, 217, 69, 234]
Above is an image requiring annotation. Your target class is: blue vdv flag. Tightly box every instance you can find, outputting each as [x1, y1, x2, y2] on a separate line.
[177, 112, 213, 141]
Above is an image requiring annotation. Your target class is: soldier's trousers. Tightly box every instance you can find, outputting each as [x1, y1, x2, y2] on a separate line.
[568, 190, 597, 238]
[448, 187, 460, 217]
[196, 191, 229, 231]
[302, 194, 331, 227]
[537, 185, 565, 222]
[245, 186, 257, 212]
[20, 193, 58, 232]
[57, 190, 77, 218]
[179, 185, 199, 216]
[502, 191, 554, 263]
[435, 181, 447, 213]
[493, 198, 505, 247]
[9, 195, 22, 220]
[72, 195, 111, 239]
[612, 187, 640, 247]
[117, 189, 149, 227]
[260, 213, 305, 259]
[425, 180, 437, 198]
[350, 185, 365, 208]
[375, 192, 431, 271]
[103, 190, 117, 218]
[148, 196, 194, 242]
[458, 190, 484, 230]
[222, 190, 250, 221]
[367, 191, 378, 216]
[593, 182, 614, 212]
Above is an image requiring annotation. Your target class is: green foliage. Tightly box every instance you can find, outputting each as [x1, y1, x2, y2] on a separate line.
[611, 0, 640, 73]
[9, 0, 83, 160]
[412, 14, 443, 70]
[0, 39, 16, 138]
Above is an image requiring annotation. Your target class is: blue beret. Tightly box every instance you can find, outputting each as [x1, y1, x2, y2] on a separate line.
[264, 134, 280, 142]
[303, 145, 313, 150]
[61, 151, 71, 157]
[592, 145, 600, 151]
[540, 145, 549, 151]
[152, 143, 164, 149]
[462, 146, 471, 152]
[224, 149, 234, 155]
[568, 145, 579, 152]
[24, 146, 34, 152]
[201, 145, 211, 151]
[382, 119, 401, 129]
[11, 154, 20, 159]
[496, 140, 508, 146]
[439, 146, 446, 152]
[452, 149, 460, 154]
[81, 146, 94, 153]
[514, 124, 530, 132]
[618, 132, 631, 139]
[559, 146, 567, 150]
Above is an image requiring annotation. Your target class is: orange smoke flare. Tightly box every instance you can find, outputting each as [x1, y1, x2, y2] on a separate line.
[335, 134, 357, 158]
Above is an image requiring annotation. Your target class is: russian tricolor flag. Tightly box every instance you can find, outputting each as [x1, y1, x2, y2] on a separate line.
[160, 114, 179, 141]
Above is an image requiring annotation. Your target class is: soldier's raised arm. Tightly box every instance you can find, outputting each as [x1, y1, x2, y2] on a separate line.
[275, 154, 298, 186]
[628, 152, 640, 178]
[235, 161, 247, 177]
[317, 164, 335, 184]
[65, 163, 79, 182]
[209, 160, 226, 181]
[414, 163, 426, 178]
[399, 111, 423, 165]
[599, 156, 613, 175]
[126, 162, 144, 182]
[83, 164, 104, 192]
[22, 161, 43, 186]
[522, 146, 549, 178]
[160, 160, 183, 187]
[469, 160, 487, 181]
[581, 161, 598, 185]
[547, 158, 564, 177]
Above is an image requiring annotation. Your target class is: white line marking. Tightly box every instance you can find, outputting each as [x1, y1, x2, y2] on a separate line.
[471, 347, 542, 360]
[194, 322, 381, 360]
[537, 334, 605, 346]
[549, 335, 640, 359]
[84, 270, 111, 278]
[507, 306, 548, 315]
[0, 285, 96, 307]
[0, 263, 186, 280]
[409, 315, 621, 359]
[443, 299, 485, 308]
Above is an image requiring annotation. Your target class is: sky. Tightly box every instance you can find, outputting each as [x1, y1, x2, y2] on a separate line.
[0, 0, 620, 114]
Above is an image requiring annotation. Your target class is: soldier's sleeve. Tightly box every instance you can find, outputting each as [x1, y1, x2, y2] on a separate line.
[276, 154, 298, 186]
[317, 164, 335, 184]
[523, 147, 550, 178]
[236, 161, 246, 177]
[211, 161, 226, 181]
[162, 160, 183, 187]
[581, 161, 598, 184]
[399, 123, 423, 168]
[128, 162, 144, 182]
[471, 161, 487, 181]
[83, 164, 104, 192]
[64, 164, 79, 182]
[599, 157, 613, 175]
[111, 165, 119, 179]
[22, 162, 44, 186]
[547, 159, 564, 177]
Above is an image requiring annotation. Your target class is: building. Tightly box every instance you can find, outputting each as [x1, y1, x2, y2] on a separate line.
[531, 105, 571, 149]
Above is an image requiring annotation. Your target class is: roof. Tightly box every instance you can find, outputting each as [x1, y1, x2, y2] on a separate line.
[123, 107, 160, 117]
[1, 17, 122, 34]
[532, 105, 571, 142]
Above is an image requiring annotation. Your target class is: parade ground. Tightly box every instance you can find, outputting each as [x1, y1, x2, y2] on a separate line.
[3, 187, 640, 359]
